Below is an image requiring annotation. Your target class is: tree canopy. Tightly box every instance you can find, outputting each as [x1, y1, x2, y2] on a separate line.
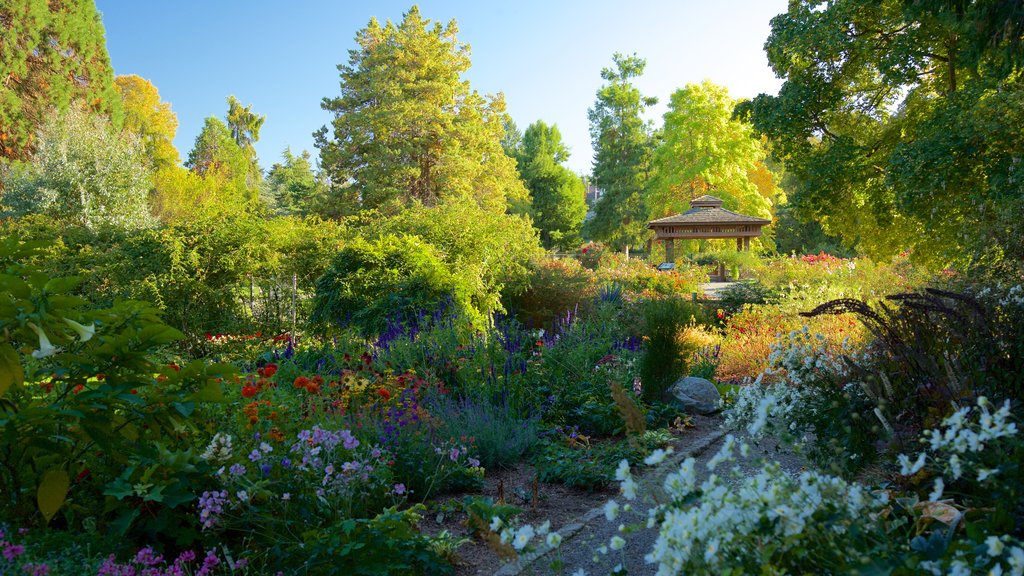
[0, 0, 122, 162]
[648, 81, 777, 243]
[185, 117, 256, 206]
[115, 74, 180, 171]
[741, 0, 1024, 264]
[314, 6, 527, 215]
[584, 53, 658, 251]
[514, 121, 587, 250]
[266, 147, 327, 216]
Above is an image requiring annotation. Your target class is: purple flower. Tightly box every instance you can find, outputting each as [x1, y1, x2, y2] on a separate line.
[22, 564, 50, 576]
[281, 457, 291, 468]
[248, 449, 262, 462]
[196, 550, 220, 576]
[261, 463, 272, 477]
[134, 546, 163, 566]
[449, 447, 460, 462]
[341, 430, 360, 450]
[229, 463, 246, 476]
[371, 447, 382, 459]
[2, 543, 25, 561]
[468, 457, 480, 468]
[197, 490, 228, 530]
[394, 483, 406, 495]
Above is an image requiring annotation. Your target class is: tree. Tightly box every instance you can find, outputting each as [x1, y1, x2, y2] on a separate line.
[115, 75, 180, 170]
[266, 147, 326, 216]
[515, 121, 587, 250]
[0, 104, 153, 229]
[0, 0, 122, 162]
[226, 95, 265, 189]
[184, 117, 254, 205]
[314, 6, 527, 215]
[584, 53, 658, 252]
[740, 0, 1024, 264]
[648, 81, 776, 248]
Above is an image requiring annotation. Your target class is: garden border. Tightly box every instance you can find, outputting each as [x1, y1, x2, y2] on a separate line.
[494, 427, 728, 576]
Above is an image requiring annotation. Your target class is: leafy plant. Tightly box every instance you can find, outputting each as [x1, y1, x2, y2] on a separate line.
[531, 437, 642, 491]
[638, 297, 698, 403]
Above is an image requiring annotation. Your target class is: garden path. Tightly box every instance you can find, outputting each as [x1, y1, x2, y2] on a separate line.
[493, 415, 806, 576]
[699, 282, 736, 300]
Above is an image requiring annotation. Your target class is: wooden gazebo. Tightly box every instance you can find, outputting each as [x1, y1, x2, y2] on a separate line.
[648, 195, 770, 266]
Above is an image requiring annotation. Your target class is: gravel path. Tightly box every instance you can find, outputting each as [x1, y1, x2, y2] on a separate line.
[497, 416, 806, 576]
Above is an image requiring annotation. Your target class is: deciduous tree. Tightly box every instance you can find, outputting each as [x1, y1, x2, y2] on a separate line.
[115, 74, 179, 170]
[515, 121, 587, 250]
[740, 0, 1024, 264]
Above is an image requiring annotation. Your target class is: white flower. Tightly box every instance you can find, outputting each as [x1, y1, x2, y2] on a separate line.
[570, 569, 587, 576]
[897, 452, 926, 476]
[609, 536, 625, 551]
[614, 459, 631, 481]
[546, 532, 563, 548]
[512, 525, 534, 550]
[928, 477, 945, 502]
[644, 447, 673, 466]
[1007, 546, 1024, 574]
[604, 499, 620, 521]
[489, 516, 503, 531]
[537, 520, 550, 536]
[27, 322, 61, 359]
[621, 477, 637, 501]
[236, 490, 249, 502]
[987, 536, 1006, 557]
[974, 467, 999, 479]
[62, 317, 96, 342]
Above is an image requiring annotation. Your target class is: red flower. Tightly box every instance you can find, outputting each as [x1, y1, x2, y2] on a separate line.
[263, 363, 278, 378]
[377, 388, 392, 401]
[241, 385, 258, 398]
[294, 376, 311, 389]
[75, 468, 91, 482]
[73, 384, 84, 394]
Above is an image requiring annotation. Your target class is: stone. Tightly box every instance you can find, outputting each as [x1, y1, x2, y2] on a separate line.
[665, 376, 721, 415]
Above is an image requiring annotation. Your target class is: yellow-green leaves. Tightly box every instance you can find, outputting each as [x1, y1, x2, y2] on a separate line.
[37, 469, 70, 524]
[0, 342, 23, 398]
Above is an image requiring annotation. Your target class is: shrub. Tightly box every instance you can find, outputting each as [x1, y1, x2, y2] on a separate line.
[531, 437, 642, 491]
[311, 234, 459, 336]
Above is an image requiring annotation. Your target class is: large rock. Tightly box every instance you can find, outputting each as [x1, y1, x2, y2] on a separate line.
[665, 376, 722, 415]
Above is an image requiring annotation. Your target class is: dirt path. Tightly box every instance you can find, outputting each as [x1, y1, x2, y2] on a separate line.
[491, 416, 806, 576]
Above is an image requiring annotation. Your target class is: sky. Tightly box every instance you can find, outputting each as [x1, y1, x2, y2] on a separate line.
[96, 0, 788, 175]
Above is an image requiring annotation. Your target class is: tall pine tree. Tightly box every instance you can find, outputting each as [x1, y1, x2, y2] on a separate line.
[0, 0, 122, 162]
[584, 53, 657, 252]
[314, 6, 526, 215]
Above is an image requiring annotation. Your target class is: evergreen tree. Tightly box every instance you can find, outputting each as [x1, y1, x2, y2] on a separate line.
[266, 147, 325, 216]
[185, 117, 253, 204]
[314, 6, 527, 215]
[516, 121, 587, 250]
[584, 53, 657, 252]
[0, 0, 122, 162]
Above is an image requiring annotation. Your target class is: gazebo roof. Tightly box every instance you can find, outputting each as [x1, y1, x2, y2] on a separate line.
[649, 195, 771, 228]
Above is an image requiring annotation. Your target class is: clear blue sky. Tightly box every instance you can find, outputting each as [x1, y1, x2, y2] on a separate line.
[96, 0, 787, 175]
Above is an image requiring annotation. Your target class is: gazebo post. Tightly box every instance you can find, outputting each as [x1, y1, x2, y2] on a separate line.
[736, 238, 742, 251]
[665, 238, 674, 264]
[743, 237, 750, 251]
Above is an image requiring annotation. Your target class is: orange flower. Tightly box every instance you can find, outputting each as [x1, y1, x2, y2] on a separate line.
[241, 385, 258, 398]
[377, 387, 391, 401]
[293, 376, 311, 389]
[261, 363, 278, 378]
[73, 384, 85, 394]
[312, 375, 325, 386]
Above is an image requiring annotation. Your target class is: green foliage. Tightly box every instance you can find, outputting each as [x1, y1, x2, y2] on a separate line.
[431, 395, 540, 470]
[514, 121, 587, 250]
[315, 6, 527, 214]
[266, 147, 327, 216]
[295, 506, 455, 576]
[742, 0, 1024, 264]
[584, 53, 658, 251]
[185, 116, 256, 205]
[0, 0, 122, 162]
[311, 234, 457, 336]
[1, 104, 154, 230]
[460, 496, 521, 536]
[225, 95, 265, 190]
[531, 437, 642, 491]
[648, 81, 776, 231]
[639, 297, 698, 403]
[0, 236, 233, 525]
[374, 199, 543, 324]
[115, 74, 180, 171]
